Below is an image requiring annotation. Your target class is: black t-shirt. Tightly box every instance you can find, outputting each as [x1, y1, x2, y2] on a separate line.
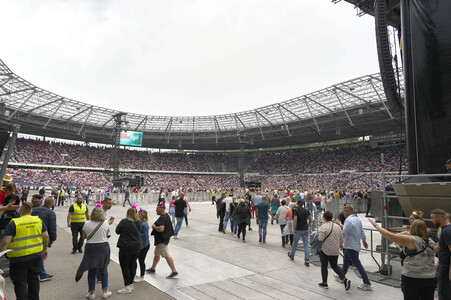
[293, 207, 310, 231]
[438, 224, 451, 274]
[174, 198, 187, 218]
[152, 213, 174, 245]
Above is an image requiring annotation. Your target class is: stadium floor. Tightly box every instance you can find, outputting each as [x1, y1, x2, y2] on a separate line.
[4, 201, 402, 300]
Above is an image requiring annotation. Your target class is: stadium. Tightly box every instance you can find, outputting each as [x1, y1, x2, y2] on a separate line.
[0, 0, 450, 299]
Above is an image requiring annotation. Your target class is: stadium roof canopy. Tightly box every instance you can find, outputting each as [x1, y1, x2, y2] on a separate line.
[0, 60, 404, 151]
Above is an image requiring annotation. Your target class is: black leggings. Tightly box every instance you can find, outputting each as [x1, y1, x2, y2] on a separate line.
[138, 245, 150, 277]
[238, 223, 247, 240]
[119, 249, 139, 286]
[319, 251, 345, 283]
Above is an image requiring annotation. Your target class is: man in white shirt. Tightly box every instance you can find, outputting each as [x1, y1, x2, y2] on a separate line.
[222, 193, 233, 233]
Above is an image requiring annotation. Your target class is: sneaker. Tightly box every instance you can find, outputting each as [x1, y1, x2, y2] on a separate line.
[166, 272, 178, 279]
[287, 252, 294, 261]
[304, 261, 310, 267]
[318, 283, 328, 289]
[102, 291, 112, 299]
[259, 237, 262, 243]
[282, 244, 286, 248]
[71, 250, 77, 254]
[237, 234, 240, 239]
[357, 284, 372, 291]
[344, 278, 351, 291]
[263, 239, 266, 244]
[146, 268, 156, 273]
[86, 293, 95, 300]
[40, 274, 53, 282]
[134, 276, 144, 283]
[242, 239, 245, 243]
[334, 274, 342, 282]
[79, 248, 83, 253]
[173, 235, 178, 239]
[117, 286, 132, 294]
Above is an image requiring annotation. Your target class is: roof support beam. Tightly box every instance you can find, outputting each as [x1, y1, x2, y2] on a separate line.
[254, 111, 265, 140]
[78, 107, 93, 135]
[165, 118, 173, 143]
[303, 95, 334, 113]
[0, 87, 35, 97]
[277, 106, 291, 136]
[102, 116, 114, 128]
[278, 103, 302, 121]
[43, 100, 65, 129]
[0, 77, 12, 91]
[134, 116, 148, 131]
[303, 98, 321, 132]
[334, 85, 369, 104]
[234, 114, 246, 129]
[27, 97, 64, 113]
[368, 80, 394, 119]
[214, 117, 220, 144]
[8, 90, 37, 119]
[66, 106, 92, 122]
[333, 89, 354, 126]
[255, 110, 275, 128]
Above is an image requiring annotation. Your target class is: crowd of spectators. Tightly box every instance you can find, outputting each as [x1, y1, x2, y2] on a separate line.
[3, 138, 409, 193]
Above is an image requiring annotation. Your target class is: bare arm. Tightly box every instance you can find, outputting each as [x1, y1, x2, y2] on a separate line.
[293, 214, 297, 235]
[152, 224, 165, 232]
[82, 230, 87, 240]
[308, 215, 312, 226]
[85, 212, 90, 221]
[67, 212, 72, 227]
[0, 235, 12, 252]
[369, 219, 415, 250]
[41, 231, 49, 260]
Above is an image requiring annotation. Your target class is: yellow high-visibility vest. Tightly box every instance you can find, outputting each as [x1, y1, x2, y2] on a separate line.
[7, 215, 43, 258]
[212, 191, 216, 197]
[71, 203, 87, 223]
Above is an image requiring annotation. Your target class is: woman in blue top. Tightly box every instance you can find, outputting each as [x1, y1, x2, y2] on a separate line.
[134, 209, 150, 283]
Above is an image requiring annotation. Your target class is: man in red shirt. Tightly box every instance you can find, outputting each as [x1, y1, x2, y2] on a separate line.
[0, 173, 13, 205]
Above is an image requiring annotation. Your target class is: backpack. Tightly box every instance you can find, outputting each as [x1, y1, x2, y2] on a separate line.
[238, 205, 248, 219]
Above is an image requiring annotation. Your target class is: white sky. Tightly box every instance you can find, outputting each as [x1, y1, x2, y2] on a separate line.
[0, 0, 379, 117]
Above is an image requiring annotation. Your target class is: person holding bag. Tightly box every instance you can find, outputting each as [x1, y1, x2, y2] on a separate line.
[369, 218, 436, 300]
[318, 210, 350, 291]
[75, 206, 112, 299]
[115, 207, 142, 294]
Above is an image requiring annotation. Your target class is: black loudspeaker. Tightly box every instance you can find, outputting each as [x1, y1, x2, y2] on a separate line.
[0, 130, 10, 158]
[401, 0, 451, 174]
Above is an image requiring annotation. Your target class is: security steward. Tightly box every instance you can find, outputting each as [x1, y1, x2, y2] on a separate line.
[0, 202, 49, 300]
[67, 195, 89, 254]
[211, 189, 216, 205]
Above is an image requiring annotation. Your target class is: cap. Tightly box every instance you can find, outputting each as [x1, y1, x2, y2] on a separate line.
[2, 173, 12, 182]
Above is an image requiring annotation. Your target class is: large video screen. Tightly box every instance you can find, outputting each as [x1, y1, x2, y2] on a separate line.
[120, 131, 143, 147]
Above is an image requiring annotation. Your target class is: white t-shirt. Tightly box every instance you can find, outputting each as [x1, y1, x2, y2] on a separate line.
[83, 220, 109, 244]
[223, 197, 233, 212]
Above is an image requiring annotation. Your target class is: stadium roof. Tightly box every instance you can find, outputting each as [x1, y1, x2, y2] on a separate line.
[0, 60, 404, 150]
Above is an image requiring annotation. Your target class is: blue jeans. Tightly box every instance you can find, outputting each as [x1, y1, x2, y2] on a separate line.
[258, 219, 268, 239]
[280, 224, 287, 246]
[88, 268, 108, 291]
[223, 212, 231, 230]
[122, 198, 131, 207]
[290, 230, 309, 261]
[342, 248, 371, 285]
[174, 217, 183, 236]
[39, 259, 47, 279]
[230, 216, 237, 234]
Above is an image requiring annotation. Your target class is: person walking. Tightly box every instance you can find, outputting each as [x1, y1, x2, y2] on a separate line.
[75, 207, 112, 300]
[222, 193, 233, 233]
[229, 197, 238, 236]
[134, 209, 150, 283]
[173, 194, 187, 238]
[0, 202, 49, 300]
[256, 196, 273, 243]
[232, 198, 251, 242]
[274, 199, 289, 248]
[339, 205, 371, 291]
[216, 192, 226, 232]
[369, 218, 436, 299]
[169, 195, 176, 226]
[317, 211, 351, 291]
[122, 188, 131, 207]
[147, 204, 178, 278]
[288, 200, 312, 266]
[211, 189, 216, 205]
[67, 195, 89, 254]
[270, 193, 280, 225]
[31, 197, 57, 282]
[116, 208, 142, 294]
